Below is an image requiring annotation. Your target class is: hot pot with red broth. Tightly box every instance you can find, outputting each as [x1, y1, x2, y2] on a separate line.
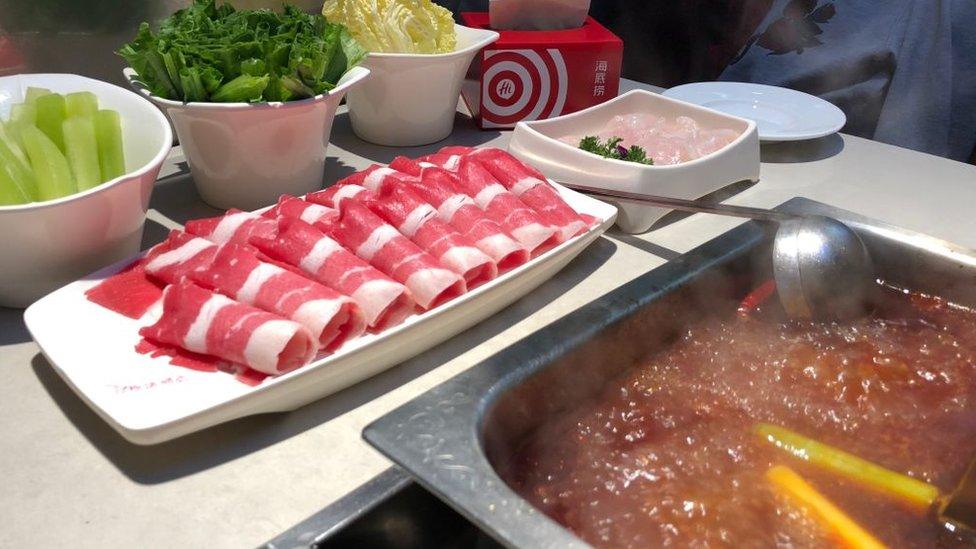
[366, 199, 976, 548]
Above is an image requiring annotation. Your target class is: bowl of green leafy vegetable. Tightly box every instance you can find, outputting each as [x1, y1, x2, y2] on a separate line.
[119, 0, 370, 210]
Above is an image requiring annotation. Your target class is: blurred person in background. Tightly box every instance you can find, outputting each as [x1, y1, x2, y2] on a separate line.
[720, 0, 976, 163]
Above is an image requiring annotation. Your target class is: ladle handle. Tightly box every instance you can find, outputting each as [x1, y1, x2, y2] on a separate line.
[562, 183, 793, 223]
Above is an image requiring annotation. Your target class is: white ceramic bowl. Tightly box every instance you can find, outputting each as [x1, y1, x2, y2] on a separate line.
[508, 89, 760, 233]
[125, 66, 370, 210]
[346, 24, 499, 147]
[0, 73, 172, 308]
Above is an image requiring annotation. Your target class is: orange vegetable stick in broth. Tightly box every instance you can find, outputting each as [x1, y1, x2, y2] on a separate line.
[767, 465, 886, 549]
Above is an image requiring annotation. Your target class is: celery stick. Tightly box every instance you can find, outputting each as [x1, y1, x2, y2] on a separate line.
[0, 140, 36, 203]
[0, 163, 32, 205]
[756, 423, 941, 509]
[65, 91, 99, 118]
[6, 121, 28, 150]
[0, 122, 38, 200]
[0, 121, 31, 170]
[63, 116, 102, 190]
[8, 105, 37, 148]
[36, 93, 67, 152]
[22, 125, 76, 200]
[10, 103, 37, 126]
[25, 87, 52, 105]
[94, 110, 125, 180]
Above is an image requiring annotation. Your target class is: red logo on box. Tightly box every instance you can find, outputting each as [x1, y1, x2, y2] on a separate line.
[482, 48, 569, 127]
[461, 13, 623, 130]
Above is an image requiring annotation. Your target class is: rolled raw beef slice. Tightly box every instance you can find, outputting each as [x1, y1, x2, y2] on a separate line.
[445, 155, 558, 255]
[263, 195, 339, 226]
[422, 150, 463, 171]
[308, 196, 466, 310]
[142, 230, 218, 285]
[85, 231, 214, 318]
[391, 157, 529, 271]
[437, 145, 475, 156]
[388, 156, 425, 177]
[250, 217, 414, 331]
[190, 244, 366, 352]
[319, 172, 497, 286]
[308, 183, 368, 206]
[185, 209, 278, 249]
[140, 281, 317, 375]
[466, 148, 594, 242]
[306, 182, 368, 208]
[334, 170, 370, 187]
[372, 179, 497, 285]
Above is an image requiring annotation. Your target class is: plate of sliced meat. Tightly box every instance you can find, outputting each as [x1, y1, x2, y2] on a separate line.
[24, 147, 617, 444]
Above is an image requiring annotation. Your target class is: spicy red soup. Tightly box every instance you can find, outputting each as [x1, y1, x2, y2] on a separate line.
[503, 285, 976, 547]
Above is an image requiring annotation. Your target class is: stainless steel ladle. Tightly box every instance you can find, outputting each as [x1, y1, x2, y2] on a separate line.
[568, 184, 875, 320]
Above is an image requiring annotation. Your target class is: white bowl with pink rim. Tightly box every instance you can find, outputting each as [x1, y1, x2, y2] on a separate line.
[0, 73, 172, 308]
[124, 66, 371, 211]
[347, 24, 499, 147]
[508, 89, 760, 234]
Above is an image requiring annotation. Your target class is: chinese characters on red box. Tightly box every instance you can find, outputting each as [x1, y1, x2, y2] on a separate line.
[594, 60, 608, 98]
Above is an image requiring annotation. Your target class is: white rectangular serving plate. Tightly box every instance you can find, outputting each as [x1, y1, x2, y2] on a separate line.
[24, 183, 617, 445]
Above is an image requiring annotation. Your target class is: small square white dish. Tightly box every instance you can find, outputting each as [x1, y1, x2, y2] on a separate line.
[508, 89, 760, 233]
[24, 183, 616, 445]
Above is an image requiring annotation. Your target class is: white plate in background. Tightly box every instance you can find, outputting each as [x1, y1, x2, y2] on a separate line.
[663, 82, 846, 142]
[24, 184, 617, 445]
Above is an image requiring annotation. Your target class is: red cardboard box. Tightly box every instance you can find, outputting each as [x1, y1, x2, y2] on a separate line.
[460, 12, 623, 129]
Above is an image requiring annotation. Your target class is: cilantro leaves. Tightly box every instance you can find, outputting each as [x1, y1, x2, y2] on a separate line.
[578, 135, 654, 165]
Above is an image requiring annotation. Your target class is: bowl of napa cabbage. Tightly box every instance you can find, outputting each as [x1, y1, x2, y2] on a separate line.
[323, 0, 498, 146]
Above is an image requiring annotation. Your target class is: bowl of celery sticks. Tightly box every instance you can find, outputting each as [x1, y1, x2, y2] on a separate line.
[0, 73, 172, 308]
[119, 0, 370, 210]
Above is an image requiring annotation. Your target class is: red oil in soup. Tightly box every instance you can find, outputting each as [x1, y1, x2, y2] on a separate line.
[503, 285, 976, 547]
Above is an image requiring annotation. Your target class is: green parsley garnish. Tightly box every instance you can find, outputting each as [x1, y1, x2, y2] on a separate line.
[578, 135, 653, 165]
